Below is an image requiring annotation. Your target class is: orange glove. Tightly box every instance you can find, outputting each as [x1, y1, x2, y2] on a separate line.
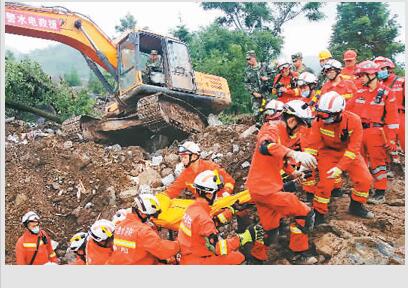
[214, 207, 235, 225]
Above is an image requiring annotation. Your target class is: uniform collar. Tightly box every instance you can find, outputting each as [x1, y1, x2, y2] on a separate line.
[195, 198, 211, 212]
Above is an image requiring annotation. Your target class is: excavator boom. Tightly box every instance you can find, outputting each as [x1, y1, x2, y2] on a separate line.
[5, 2, 117, 73]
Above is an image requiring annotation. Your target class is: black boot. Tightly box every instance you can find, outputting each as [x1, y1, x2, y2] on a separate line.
[367, 189, 385, 205]
[331, 188, 344, 197]
[314, 210, 326, 226]
[349, 199, 375, 218]
[264, 228, 279, 246]
[306, 192, 314, 203]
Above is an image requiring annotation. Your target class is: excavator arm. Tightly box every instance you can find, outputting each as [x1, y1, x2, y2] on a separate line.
[5, 2, 118, 79]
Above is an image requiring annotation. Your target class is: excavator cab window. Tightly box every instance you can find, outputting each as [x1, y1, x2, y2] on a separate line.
[119, 40, 137, 91]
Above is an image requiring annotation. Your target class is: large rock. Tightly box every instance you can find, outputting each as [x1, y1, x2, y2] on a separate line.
[15, 193, 28, 206]
[118, 187, 138, 200]
[328, 237, 400, 265]
[164, 153, 179, 167]
[160, 167, 173, 178]
[138, 167, 162, 188]
[314, 233, 343, 257]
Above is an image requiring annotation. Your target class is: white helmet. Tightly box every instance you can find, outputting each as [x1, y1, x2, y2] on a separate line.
[283, 100, 314, 127]
[297, 72, 318, 87]
[317, 91, 346, 114]
[22, 211, 40, 225]
[322, 59, 342, 72]
[264, 100, 284, 120]
[134, 194, 161, 217]
[276, 57, 291, 71]
[89, 219, 115, 242]
[69, 232, 88, 252]
[178, 141, 201, 155]
[193, 170, 224, 204]
[112, 208, 131, 225]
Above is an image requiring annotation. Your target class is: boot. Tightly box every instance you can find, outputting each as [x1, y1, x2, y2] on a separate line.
[306, 192, 314, 203]
[349, 199, 374, 218]
[331, 188, 344, 197]
[314, 210, 326, 226]
[367, 189, 385, 205]
[263, 228, 279, 246]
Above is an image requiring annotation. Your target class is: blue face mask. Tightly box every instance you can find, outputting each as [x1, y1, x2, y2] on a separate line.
[301, 90, 311, 98]
[377, 70, 389, 80]
[31, 226, 40, 234]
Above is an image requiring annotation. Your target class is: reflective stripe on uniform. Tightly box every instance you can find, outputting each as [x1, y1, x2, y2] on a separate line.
[334, 177, 342, 184]
[352, 189, 368, 198]
[303, 180, 316, 186]
[371, 165, 387, 175]
[304, 148, 318, 155]
[179, 222, 192, 237]
[289, 224, 303, 234]
[314, 195, 330, 204]
[376, 174, 387, 180]
[387, 124, 399, 129]
[49, 252, 56, 257]
[218, 240, 228, 255]
[23, 243, 37, 248]
[217, 213, 228, 224]
[342, 93, 353, 99]
[113, 238, 136, 249]
[344, 150, 356, 160]
[320, 128, 335, 137]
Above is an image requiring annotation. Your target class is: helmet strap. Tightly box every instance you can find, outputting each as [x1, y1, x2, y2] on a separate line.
[364, 74, 377, 87]
[133, 206, 148, 223]
[185, 154, 199, 168]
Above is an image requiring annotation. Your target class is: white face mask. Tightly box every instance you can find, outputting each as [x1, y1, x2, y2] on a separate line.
[31, 226, 40, 234]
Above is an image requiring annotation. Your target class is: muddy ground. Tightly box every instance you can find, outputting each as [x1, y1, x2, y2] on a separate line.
[5, 118, 405, 265]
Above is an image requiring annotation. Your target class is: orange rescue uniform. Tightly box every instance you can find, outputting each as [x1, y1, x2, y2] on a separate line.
[165, 159, 235, 199]
[85, 238, 112, 265]
[106, 213, 179, 265]
[321, 75, 357, 103]
[348, 83, 399, 190]
[15, 230, 58, 265]
[304, 111, 373, 214]
[246, 121, 312, 253]
[273, 73, 300, 103]
[178, 198, 245, 265]
[341, 66, 357, 80]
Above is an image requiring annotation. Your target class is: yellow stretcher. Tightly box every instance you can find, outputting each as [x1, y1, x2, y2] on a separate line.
[152, 190, 252, 231]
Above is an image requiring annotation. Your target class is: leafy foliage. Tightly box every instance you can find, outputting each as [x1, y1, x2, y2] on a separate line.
[63, 68, 81, 86]
[329, 2, 405, 62]
[115, 13, 137, 33]
[5, 57, 95, 121]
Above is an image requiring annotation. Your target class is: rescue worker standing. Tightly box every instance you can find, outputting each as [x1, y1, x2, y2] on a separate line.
[304, 91, 374, 224]
[374, 56, 405, 153]
[85, 219, 115, 265]
[348, 61, 399, 205]
[106, 194, 180, 265]
[341, 49, 358, 80]
[178, 170, 264, 265]
[15, 211, 58, 265]
[291, 52, 314, 74]
[246, 100, 317, 264]
[272, 59, 300, 103]
[244, 50, 273, 127]
[68, 232, 88, 265]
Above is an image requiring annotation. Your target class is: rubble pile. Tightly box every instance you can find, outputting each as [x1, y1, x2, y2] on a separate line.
[5, 119, 405, 265]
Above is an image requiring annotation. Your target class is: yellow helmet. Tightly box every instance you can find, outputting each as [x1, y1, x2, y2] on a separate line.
[318, 49, 332, 61]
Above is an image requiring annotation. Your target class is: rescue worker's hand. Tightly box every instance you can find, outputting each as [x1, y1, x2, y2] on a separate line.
[238, 224, 264, 246]
[327, 167, 342, 179]
[386, 140, 398, 152]
[253, 92, 262, 98]
[289, 151, 317, 170]
[279, 87, 287, 93]
[214, 207, 235, 225]
[260, 76, 269, 81]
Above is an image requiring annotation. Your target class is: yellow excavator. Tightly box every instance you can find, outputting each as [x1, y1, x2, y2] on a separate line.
[5, 2, 231, 149]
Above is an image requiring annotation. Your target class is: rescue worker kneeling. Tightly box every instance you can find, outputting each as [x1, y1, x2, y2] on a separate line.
[68, 232, 88, 265]
[85, 219, 115, 265]
[106, 194, 180, 264]
[178, 170, 264, 265]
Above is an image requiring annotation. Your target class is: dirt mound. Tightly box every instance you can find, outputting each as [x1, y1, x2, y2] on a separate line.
[5, 119, 405, 265]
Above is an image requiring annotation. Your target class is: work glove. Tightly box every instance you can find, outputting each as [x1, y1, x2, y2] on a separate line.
[238, 224, 264, 246]
[214, 207, 235, 225]
[290, 151, 317, 170]
[327, 167, 342, 179]
[386, 140, 398, 152]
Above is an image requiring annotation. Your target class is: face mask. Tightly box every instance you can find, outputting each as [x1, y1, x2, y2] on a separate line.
[31, 226, 40, 234]
[377, 70, 389, 80]
[301, 90, 311, 98]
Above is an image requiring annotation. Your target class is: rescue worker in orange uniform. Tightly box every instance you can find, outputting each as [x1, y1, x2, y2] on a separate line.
[106, 194, 180, 265]
[15, 211, 58, 265]
[85, 219, 115, 265]
[304, 91, 374, 224]
[111, 208, 132, 226]
[165, 141, 235, 199]
[341, 49, 358, 80]
[374, 56, 405, 153]
[321, 59, 357, 103]
[246, 100, 317, 264]
[68, 232, 88, 265]
[272, 58, 300, 103]
[348, 60, 399, 205]
[178, 170, 264, 265]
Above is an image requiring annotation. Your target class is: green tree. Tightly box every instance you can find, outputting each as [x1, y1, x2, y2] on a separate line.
[87, 70, 115, 95]
[6, 50, 15, 61]
[170, 23, 192, 43]
[6, 58, 95, 121]
[115, 13, 137, 33]
[329, 2, 405, 62]
[63, 68, 81, 87]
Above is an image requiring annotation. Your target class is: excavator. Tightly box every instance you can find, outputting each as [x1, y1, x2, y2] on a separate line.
[5, 2, 231, 149]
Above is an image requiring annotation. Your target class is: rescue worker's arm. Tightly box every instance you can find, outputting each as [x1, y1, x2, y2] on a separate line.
[44, 232, 57, 263]
[303, 120, 322, 157]
[336, 115, 363, 171]
[15, 238, 26, 265]
[139, 226, 180, 260]
[384, 90, 399, 147]
[164, 169, 189, 199]
[258, 129, 292, 159]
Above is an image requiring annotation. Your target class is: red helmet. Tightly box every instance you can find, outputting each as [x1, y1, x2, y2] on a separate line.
[354, 60, 380, 75]
[373, 56, 395, 69]
[343, 50, 357, 60]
